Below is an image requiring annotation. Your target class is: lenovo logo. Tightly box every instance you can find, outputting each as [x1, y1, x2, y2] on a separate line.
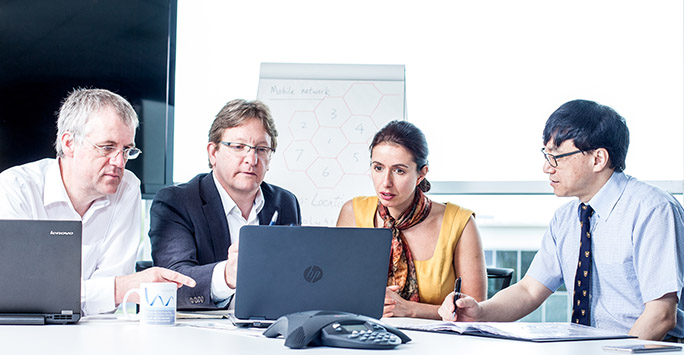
[303, 266, 323, 283]
[50, 231, 74, 236]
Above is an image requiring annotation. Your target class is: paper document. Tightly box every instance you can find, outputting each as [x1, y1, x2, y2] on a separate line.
[401, 322, 633, 342]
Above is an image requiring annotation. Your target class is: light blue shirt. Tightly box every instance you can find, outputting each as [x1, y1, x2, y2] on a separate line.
[527, 172, 684, 337]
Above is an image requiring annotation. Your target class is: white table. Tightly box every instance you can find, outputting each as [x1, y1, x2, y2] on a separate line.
[0, 317, 668, 355]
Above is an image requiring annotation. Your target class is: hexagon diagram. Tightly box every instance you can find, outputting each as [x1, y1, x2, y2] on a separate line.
[262, 78, 404, 199]
[341, 115, 377, 144]
[283, 141, 317, 171]
[306, 158, 344, 189]
[339, 144, 371, 175]
[344, 83, 382, 115]
[289, 111, 318, 140]
[371, 94, 404, 128]
[314, 97, 350, 127]
[311, 127, 349, 158]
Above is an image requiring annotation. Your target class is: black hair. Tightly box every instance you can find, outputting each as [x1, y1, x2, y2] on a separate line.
[543, 99, 629, 172]
[369, 120, 431, 192]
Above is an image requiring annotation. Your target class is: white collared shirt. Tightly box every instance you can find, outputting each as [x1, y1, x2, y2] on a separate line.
[0, 158, 141, 316]
[210, 172, 264, 303]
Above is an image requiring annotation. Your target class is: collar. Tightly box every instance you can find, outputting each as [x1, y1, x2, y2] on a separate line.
[43, 159, 71, 207]
[43, 158, 111, 214]
[212, 171, 264, 218]
[583, 171, 629, 222]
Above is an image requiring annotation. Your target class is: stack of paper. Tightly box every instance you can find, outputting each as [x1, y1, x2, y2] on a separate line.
[401, 322, 632, 342]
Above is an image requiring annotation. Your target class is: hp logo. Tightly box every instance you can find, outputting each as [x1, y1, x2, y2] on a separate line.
[303, 266, 323, 283]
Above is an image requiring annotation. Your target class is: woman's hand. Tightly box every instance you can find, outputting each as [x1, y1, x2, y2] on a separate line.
[383, 285, 413, 318]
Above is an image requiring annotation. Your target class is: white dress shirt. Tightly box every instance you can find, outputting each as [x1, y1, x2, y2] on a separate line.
[210, 173, 264, 304]
[0, 158, 141, 315]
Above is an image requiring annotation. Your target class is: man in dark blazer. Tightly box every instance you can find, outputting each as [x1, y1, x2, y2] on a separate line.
[149, 99, 301, 309]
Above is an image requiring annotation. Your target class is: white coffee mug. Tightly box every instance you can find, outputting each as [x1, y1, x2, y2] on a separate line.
[122, 282, 177, 326]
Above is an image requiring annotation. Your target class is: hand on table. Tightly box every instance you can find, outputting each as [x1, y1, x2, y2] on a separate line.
[115, 267, 196, 304]
[437, 291, 482, 322]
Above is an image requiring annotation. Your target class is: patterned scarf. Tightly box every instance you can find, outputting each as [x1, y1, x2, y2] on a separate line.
[377, 189, 432, 302]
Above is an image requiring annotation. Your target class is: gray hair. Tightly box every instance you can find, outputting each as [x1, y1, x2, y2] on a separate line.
[55, 88, 139, 157]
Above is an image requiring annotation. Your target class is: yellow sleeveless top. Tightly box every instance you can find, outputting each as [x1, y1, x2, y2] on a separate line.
[351, 196, 474, 305]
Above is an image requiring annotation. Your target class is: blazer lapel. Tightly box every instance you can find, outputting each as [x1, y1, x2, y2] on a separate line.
[258, 182, 275, 225]
[200, 172, 231, 260]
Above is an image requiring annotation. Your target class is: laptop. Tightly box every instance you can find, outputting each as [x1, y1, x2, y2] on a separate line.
[0, 220, 82, 324]
[233, 225, 392, 326]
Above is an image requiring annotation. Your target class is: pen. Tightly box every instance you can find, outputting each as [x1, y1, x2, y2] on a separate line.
[452, 277, 461, 318]
[269, 210, 279, 225]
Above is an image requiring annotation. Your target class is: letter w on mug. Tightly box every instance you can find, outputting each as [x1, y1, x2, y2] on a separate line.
[123, 282, 177, 326]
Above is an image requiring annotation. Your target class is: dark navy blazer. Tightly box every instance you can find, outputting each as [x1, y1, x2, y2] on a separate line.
[149, 172, 301, 309]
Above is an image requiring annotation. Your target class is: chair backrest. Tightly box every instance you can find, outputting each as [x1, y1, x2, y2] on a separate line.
[486, 267, 514, 298]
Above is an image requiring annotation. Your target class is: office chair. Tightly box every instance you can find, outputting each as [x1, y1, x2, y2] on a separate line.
[486, 267, 514, 298]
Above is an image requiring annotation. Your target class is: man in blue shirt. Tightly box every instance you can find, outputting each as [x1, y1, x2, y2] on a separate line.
[438, 99, 684, 341]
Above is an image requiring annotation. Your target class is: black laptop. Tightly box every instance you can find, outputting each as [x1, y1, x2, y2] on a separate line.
[233, 225, 392, 326]
[0, 220, 82, 324]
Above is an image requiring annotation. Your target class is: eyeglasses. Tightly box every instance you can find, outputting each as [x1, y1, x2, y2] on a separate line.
[541, 148, 583, 168]
[220, 141, 275, 159]
[84, 137, 142, 160]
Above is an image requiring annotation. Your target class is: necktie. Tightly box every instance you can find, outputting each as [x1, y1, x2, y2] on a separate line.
[572, 203, 594, 325]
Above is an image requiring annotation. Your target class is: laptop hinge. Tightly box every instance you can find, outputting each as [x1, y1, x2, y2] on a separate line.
[249, 317, 271, 328]
[0, 314, 46, 325]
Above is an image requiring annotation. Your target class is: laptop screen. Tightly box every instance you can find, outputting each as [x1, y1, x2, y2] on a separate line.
[235, 225, 391, 321]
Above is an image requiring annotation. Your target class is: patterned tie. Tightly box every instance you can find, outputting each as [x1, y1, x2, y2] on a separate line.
[572, 203, 594, 326]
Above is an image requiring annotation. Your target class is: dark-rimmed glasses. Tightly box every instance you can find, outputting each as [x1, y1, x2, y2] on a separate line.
[541, 148, 582, 168]
[220, 141, 275, 160]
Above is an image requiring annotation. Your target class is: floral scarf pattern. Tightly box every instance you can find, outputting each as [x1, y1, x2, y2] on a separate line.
[377, 189, 432, 302]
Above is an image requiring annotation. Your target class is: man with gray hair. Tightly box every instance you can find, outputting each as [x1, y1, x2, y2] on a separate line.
[0, 88, 195, 316]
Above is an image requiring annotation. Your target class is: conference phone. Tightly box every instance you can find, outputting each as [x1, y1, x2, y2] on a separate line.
[263, 310, 411, 349]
